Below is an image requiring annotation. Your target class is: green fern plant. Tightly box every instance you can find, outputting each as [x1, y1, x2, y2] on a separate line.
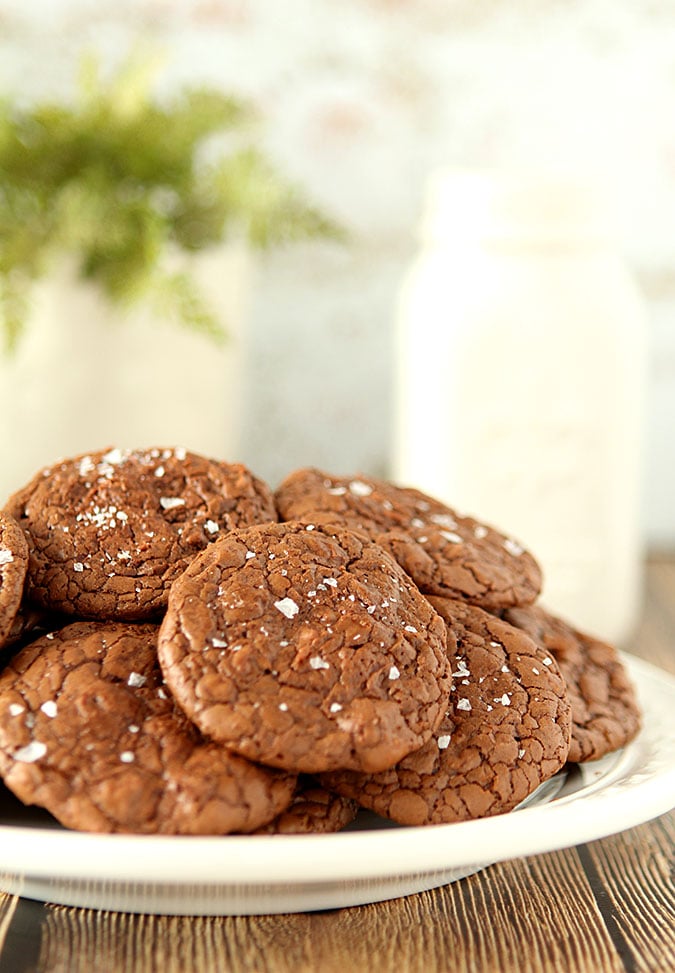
[0, 54, 343, 350]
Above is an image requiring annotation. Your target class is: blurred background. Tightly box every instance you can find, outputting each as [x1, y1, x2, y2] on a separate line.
[0, 1, 673, 640]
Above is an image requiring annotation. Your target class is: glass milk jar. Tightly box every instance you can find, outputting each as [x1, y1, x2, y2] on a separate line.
[393, 171, 648, 645]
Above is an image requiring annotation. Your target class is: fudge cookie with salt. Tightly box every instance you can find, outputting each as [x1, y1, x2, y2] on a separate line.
[253, 778, 359, 834]
[503, 605, 641, 762]
[5, 447, 277, 620]
[275, 469, 541, 612]
[321, 600, 571, 826]
[158, 521, 451, 775]
[0, 512, 29, 648]
[0, 602, 52, 653]
[0, 621, 296, 834]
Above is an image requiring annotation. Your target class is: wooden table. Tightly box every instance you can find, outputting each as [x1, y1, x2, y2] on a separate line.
[0, 558, 672, 973]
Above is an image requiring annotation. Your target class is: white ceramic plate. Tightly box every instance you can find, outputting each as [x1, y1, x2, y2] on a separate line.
[0, 653, 673, 916]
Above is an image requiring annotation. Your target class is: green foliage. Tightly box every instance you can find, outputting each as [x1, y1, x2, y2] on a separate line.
[0, 54, 344, 350]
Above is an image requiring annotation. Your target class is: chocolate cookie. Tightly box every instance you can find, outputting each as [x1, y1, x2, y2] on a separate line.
[0, 621, 296, 834]
[503, 605, 642, 762]
[253, 778, 359, 834]
[321, 599, 571, 826]
[0, 602, 52, 653]
[275, 469, 541, 612]
[5, 447, 277, 620]
[158, 521, 452, 775]
[0, 512, 29, 648]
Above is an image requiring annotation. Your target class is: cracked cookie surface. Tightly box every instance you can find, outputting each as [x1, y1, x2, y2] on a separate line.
[158, 521, 452, 775]
[4, 447, 277, 620]
[320, 599, 571, 826]
[275, 469, 541, 611]
[0, 512, 29, 648]
[0, 621, 296, 833]
[503, 604, 642, 762]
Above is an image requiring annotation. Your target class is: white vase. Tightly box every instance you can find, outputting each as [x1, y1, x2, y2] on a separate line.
[0, 244, 252, 504]
[393, 171, 648, 646]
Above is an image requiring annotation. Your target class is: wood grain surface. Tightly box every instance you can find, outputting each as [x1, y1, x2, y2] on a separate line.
[0, 557, 672, 973]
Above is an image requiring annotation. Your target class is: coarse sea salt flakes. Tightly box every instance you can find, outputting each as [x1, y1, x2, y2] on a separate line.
[8, 703, 24, 716]
[160, 497, 186, 511]
[456, 698, 472, 711]
[437, 734, 452, 750]
[309, 656, 329, 670]
[388, 665, 401, 680]
[119, 751, 135, 763]
[504, 538, 524, 556]
[205, 520, 219, 534]
[13, 741, 47, 763]
[73, 562, 84, 572]
[274, 597, 299, 619]
[40, 701, 57, 718]
[102, 448, 125, 465]
[128, 672, 147, 688]
[0, 550, 13, 565]
[441, 531, 463, 544]
[349, 480, 372, 497]
[430, 513, 457, 529]
[330, 702, 342, 713]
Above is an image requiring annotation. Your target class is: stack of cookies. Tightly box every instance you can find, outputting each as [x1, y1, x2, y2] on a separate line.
[0, 448, 641, 835]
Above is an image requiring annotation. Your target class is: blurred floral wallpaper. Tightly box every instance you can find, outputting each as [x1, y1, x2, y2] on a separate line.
[1, 0, 674, 544]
